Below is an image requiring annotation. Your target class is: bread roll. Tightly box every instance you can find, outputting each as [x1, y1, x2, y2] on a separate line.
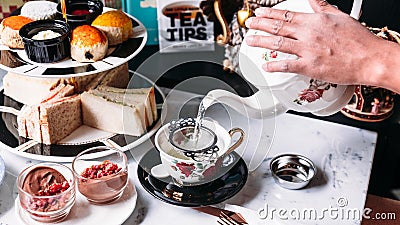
[70, 25, 108, 62]
[92, 10, 133, 45]
[0, 16, 33, 49]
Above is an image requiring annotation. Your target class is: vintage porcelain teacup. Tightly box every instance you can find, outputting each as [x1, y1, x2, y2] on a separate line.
[203, 0, 363, 118]
[154, 118, 244, 185]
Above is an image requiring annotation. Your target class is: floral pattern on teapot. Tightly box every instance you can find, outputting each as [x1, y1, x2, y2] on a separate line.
[262, 50, 338, 105]
[294, 79, 337, 105]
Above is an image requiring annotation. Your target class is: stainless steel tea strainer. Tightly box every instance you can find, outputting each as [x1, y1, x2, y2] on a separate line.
[168, 118, 219, 161]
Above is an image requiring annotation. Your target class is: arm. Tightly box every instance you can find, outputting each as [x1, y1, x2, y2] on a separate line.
[245, 0, 400, 93]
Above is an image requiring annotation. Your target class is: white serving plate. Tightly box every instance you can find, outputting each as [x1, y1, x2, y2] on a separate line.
[0, 7, 147, 78]
[15, 164, 137, 225]
[0, 72, 165, 162]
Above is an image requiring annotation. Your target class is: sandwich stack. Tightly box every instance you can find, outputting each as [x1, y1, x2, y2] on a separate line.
[3, 63, 158, 145]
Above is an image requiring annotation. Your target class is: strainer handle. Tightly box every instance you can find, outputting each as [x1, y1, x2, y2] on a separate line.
[226, 128, 245, 155]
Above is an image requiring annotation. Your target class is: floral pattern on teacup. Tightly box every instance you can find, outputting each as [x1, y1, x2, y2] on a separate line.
[171, 158, 222, 181]
[174, 162, 195, 177]
[294, 79, 337, 105]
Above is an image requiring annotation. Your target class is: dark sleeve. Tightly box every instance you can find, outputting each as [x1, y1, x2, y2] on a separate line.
[327, 0, 353, 14]
[329, 0, 400, 32]
[359, 0, 400, 32]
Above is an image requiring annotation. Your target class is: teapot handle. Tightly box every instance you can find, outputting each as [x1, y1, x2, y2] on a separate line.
[214, 0, 231, 45]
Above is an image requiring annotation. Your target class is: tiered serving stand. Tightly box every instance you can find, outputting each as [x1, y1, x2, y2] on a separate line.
[0, 8, 166, 163]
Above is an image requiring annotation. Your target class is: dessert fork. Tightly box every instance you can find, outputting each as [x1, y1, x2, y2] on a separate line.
[193, 206, 248, 225]
[217, 211, 247, 225]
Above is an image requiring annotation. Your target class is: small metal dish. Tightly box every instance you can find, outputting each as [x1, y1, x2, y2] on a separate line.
[270, 154, 316, 190]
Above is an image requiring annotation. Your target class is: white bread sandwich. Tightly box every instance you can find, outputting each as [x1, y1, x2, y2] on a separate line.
[18, 105, 41, 143]
[81, 86, 157, 136]
[81, 91, 145, 136]
[95, 85, 157, 124]
[17, 84, 82, 144]
[3, 64, 129, 105]
[3, 72, 60, 106]
[40, 83, 75, 103]
[87, 89, 148, 127]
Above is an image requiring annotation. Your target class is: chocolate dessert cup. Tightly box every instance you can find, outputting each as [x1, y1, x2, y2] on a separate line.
[72, 146, 128, 204]
[17, 163, 76, 223]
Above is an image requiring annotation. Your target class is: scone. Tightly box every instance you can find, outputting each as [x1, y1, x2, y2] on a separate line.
[70, 25, 108, 62]
[21, 1, 58, 21]
[0, 16, 33, 49]
[92, 10, 133, 46]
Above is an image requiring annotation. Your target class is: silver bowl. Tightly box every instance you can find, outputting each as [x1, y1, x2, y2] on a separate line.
[270, 154, 316, 190]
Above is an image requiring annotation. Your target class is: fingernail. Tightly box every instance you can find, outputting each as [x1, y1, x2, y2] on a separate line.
[246, 35, 254, 45]
[262, 63, 269, 71]
[245, 17, 253, 28]
[255, 7, 266, 16]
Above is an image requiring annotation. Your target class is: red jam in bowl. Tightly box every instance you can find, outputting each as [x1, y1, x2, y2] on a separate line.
[70, 9, 90, 16]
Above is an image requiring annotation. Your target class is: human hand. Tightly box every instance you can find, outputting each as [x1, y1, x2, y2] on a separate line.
[244, 0, 396, 87]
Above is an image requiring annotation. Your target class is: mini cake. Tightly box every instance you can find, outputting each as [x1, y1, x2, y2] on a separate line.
[0, 16, 33, 49]
[92, 10, 133, 45]
[70, 25, 108, 62]
[21, 1, 58, 21]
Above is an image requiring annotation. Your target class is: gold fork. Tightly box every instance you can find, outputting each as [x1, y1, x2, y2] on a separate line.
[193, 206, 248, 225]
[217, 211, 247, 225]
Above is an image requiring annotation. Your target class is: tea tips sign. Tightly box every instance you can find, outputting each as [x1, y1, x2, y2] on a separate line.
[157, 0, 214, 52]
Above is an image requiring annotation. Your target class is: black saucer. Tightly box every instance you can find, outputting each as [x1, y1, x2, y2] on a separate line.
[137, 148, 248, 207]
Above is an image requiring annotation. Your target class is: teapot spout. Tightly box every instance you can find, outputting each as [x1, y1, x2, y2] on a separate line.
[202, 89, 287, 119]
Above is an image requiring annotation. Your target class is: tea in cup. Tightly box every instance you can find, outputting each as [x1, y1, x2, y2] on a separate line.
[154, 118, 244, 185]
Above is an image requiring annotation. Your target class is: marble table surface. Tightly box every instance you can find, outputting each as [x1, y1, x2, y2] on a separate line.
[0, 89, 378, 225]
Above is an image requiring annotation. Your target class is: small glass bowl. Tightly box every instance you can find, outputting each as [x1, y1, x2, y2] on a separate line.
[17, 163, 76, 223]
[72, 146, 128, 204]
[56, 0, 103, 29]
[19, 20, 71, 63]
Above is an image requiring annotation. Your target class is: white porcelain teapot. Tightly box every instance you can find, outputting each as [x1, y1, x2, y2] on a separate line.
[203, 0, 362, 119]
